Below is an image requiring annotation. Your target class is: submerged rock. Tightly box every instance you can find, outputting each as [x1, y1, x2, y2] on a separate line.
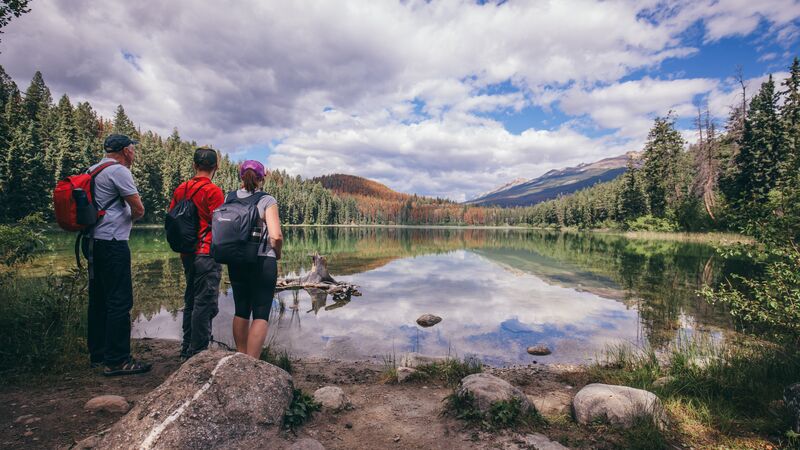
[96, 350, 293, 449]
[572, 383, 667, 429]
[526, 345, 552, 356]
[84, 395, 130, 414]
[457, 373, 532, 414]
[313, 386, 349, 411]
[416, 314, 442, 328]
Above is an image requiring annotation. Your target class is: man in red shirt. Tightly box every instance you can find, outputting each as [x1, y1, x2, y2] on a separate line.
[169, 148, 225, 359]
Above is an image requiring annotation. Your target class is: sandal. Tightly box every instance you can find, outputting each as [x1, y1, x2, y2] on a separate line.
[103, 358, 152, 377]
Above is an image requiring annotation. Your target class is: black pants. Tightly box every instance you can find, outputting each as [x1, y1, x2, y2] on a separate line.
[181, 255, 222, 357]
[229, 257, 277, 321]
[87, 239, 133, 366]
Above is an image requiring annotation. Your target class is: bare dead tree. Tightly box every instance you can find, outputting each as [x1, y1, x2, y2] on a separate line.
[693, 102, 719, 221]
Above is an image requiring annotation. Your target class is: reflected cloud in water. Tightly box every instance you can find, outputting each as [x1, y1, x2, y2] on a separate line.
[134, 249, 649, 365]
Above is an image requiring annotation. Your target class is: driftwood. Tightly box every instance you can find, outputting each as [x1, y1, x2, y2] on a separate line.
[276, 253, 361, 301]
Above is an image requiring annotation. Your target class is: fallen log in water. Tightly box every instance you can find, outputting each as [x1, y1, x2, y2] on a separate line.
[275, 253, 361, 300]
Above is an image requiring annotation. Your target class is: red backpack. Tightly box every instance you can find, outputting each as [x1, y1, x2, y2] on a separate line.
[53, 161, 119, 231]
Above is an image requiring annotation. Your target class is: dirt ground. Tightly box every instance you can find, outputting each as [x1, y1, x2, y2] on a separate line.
[0, 339, 642, 450]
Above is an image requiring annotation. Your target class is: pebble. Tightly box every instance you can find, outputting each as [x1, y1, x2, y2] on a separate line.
[345, 423, 353, 429]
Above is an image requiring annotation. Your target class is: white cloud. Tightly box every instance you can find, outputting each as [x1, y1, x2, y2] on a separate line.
[0, 0, 797, 199]
[559, 77, 718, 139]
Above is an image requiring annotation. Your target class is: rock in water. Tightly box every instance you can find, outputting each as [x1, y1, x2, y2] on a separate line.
[785, 382, 800, 433]
[96, 350, 293, 449]
[416, 314, 442, 327]
[457, 373, 532, 414]
[84, 395, 130, 414]
[526, 345, 552, 356]
[313, 386, 349, 411]
[573, 383, 667, 429]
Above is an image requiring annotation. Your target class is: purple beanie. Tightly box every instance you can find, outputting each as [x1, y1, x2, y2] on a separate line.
[239, 160, 265, 179]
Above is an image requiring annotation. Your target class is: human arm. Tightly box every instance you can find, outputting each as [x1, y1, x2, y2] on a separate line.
[114, 166, 144, 221]
[124, 194, 145, 221]
[264, 204, 283, 260]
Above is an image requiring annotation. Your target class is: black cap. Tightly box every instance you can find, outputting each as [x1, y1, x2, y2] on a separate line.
[194, 147, 218, 169]
[103, 134, 138, 153]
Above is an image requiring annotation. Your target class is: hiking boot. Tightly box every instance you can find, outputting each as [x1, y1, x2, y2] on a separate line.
[103, 358, 152, 377]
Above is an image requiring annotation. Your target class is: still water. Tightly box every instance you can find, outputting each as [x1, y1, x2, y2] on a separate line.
[38, 227, 749, 366]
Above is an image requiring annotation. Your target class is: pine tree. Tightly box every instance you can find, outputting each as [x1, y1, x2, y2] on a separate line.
[730, 75, 784, 208]
[53, 94, 84, 181]
[73, 101, 100, 165]
[112, 105, 137, 138]
[780, 57, 800, 173]
[641, 115, 685, 217]
[617, 157, 646, 222]
[5, 121, 48, 221]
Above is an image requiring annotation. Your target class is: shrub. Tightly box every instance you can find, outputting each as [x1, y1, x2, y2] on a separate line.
[283, 388, 321, 432]
[442, 390, 543, 431]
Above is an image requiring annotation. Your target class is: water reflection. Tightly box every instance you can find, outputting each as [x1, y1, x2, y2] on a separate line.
[37, 227, 749, 365]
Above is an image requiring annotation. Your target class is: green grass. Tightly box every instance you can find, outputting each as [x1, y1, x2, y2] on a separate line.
[0, 268, 88, 379]
[259, 345, 293, 374]
[406, 356, 484, 387]
[563, 339, 800, 448]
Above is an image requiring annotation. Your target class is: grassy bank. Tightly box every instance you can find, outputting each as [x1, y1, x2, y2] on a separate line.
[562, 340, 800, 448]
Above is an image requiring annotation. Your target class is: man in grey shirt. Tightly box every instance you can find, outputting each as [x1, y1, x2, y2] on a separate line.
[85, 134, 151, 376]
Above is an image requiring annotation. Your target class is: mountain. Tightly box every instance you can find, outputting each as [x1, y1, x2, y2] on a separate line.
[313, 174, 411, 201]
[465, 153, 637, 207]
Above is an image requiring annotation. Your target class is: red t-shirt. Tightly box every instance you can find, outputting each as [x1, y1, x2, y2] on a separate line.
[169, 176, 224, 255]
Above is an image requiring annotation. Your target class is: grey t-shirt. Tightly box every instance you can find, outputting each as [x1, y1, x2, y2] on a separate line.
[88, 158, 139, 241]
[235, 189, 277, 257]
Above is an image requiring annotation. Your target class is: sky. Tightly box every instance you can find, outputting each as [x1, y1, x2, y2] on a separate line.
[1, 0, 799, 201]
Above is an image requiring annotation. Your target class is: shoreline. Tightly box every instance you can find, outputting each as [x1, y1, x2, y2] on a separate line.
[50, 223, 751, 244]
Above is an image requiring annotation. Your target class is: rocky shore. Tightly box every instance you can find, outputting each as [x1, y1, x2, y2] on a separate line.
[0, 338, 791, 449]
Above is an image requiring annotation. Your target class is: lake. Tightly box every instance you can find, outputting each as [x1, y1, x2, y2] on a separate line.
[35, 227, 751, 366]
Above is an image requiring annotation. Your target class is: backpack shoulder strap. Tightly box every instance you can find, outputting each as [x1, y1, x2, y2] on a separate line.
[88, 161, 121, 210]
[187, 180, 211, 201]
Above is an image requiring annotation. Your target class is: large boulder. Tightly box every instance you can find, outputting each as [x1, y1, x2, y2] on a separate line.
[572, 383, 667, 429]
[457, 373, 532, 414]
[527, 391, 571, 416]
[96, 350, 293, 449]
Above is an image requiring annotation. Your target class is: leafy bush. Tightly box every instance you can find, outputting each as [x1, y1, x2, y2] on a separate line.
[442, 390, 543, 431]
[283, 388, 321, 432]
[625, 215, 678, 232]
[0, 269, 88, 377]
[0, 213, 45, 267]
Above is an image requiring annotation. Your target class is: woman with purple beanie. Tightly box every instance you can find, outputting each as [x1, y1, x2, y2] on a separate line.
[227, 160, 283, 358]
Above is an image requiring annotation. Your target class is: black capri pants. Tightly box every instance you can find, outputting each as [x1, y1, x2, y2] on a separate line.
[228, 256, 278, 321]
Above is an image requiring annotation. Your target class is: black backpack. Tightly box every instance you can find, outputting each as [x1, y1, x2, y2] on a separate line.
[165, 180, 210, 253]
[210, 191, 266, 264]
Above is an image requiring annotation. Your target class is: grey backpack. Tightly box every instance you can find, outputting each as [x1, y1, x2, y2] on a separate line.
[210, 191, 266, 264]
